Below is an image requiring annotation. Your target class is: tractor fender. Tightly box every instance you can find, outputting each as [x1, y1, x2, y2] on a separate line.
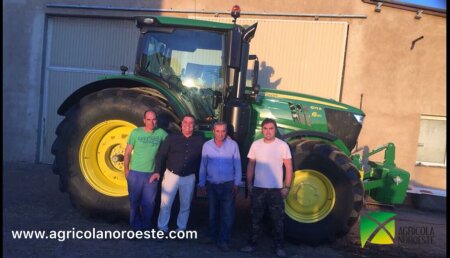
[57, 77, 188, 118]
[280, 130, 351, 155]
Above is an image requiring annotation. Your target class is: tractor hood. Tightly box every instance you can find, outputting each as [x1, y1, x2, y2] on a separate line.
[250, 88, 365, 151]
[260, 88, 364, 113]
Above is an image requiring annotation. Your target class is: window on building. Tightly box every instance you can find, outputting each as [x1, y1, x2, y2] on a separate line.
[416, 115, 446, 166]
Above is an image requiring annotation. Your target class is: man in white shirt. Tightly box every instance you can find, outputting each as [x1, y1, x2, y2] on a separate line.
[240, 118, 293, 257]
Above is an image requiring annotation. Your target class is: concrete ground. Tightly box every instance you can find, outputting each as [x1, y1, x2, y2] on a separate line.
[3, 162, 447, 258]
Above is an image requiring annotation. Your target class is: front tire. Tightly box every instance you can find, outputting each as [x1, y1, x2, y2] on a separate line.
[51, 88, 178, 220]
[284, 140, 364, 245]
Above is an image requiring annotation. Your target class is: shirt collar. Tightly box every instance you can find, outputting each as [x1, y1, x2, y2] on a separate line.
[213, 136, 229, 146]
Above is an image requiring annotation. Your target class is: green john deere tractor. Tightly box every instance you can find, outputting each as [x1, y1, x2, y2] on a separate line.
[51, 11, 410, 245]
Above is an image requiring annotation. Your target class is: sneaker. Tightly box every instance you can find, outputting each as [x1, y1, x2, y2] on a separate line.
[275, 247, 287, 257]
[218, 242, 231, 252]
[240, 244, 256, 252]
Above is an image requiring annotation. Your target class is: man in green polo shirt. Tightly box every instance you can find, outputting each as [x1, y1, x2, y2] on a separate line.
[124, 109, 168, 231]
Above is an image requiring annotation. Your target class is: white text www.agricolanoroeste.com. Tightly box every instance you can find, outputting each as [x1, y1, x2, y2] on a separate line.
[11, 228, 198, 242]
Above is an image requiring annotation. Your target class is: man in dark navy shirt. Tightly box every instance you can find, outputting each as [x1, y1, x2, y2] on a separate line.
[154, 114, 205, 233]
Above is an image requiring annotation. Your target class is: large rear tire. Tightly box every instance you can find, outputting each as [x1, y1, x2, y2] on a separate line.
[284, 139, 363, 245]
[51, 88, 178, 220]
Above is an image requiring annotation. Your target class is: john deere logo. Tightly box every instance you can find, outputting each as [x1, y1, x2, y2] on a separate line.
[360, 211, 396, 248]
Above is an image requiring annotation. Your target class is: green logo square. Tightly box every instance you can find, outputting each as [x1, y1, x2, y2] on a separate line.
[360, 211, 396, 248]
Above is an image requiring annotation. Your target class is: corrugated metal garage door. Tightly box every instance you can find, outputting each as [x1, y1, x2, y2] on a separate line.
[195, 17, 348, 101]
[40, 16, 139, 163]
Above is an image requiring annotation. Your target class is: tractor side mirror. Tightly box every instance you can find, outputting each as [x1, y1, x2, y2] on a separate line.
[249, 55, 260, 95]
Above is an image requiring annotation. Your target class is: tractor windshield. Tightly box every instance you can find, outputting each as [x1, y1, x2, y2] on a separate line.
[139, 29, 225, 88]
[137, 28, 225, 121]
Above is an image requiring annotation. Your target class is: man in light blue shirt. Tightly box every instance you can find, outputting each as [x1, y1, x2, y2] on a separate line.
[199, 121, 242, 251]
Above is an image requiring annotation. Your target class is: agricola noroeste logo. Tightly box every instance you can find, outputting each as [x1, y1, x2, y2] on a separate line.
[360, 211, 396, 248]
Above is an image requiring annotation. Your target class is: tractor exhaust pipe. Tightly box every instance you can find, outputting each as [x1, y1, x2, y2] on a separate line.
[235, 23, 257, 100]
[224, 23, 257, 145]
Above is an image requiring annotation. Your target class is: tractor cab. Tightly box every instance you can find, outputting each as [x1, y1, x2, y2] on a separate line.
[134, 11, 258, 137]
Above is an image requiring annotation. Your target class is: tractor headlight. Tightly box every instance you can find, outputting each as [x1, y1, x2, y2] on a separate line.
[353, 114, 365, 125]
[325, 109, 363, 151]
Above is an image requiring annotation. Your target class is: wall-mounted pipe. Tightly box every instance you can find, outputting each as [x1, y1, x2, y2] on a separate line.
[46, 4, 367, 19]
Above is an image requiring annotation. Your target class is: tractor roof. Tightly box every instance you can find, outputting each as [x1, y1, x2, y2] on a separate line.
[135, 15, 236, 31]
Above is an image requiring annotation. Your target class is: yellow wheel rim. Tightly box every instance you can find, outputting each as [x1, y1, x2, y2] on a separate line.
[285, 169, 336, 223]
[79, 120, 136, 197]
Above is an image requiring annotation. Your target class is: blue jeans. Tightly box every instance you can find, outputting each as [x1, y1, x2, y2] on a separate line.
[127, 170, 158, 231]
[207, 181, 235, 244]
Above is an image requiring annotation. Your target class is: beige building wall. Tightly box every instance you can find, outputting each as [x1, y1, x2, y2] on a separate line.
[158, 0, 446, 190]
[337, 2, 446, 190]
